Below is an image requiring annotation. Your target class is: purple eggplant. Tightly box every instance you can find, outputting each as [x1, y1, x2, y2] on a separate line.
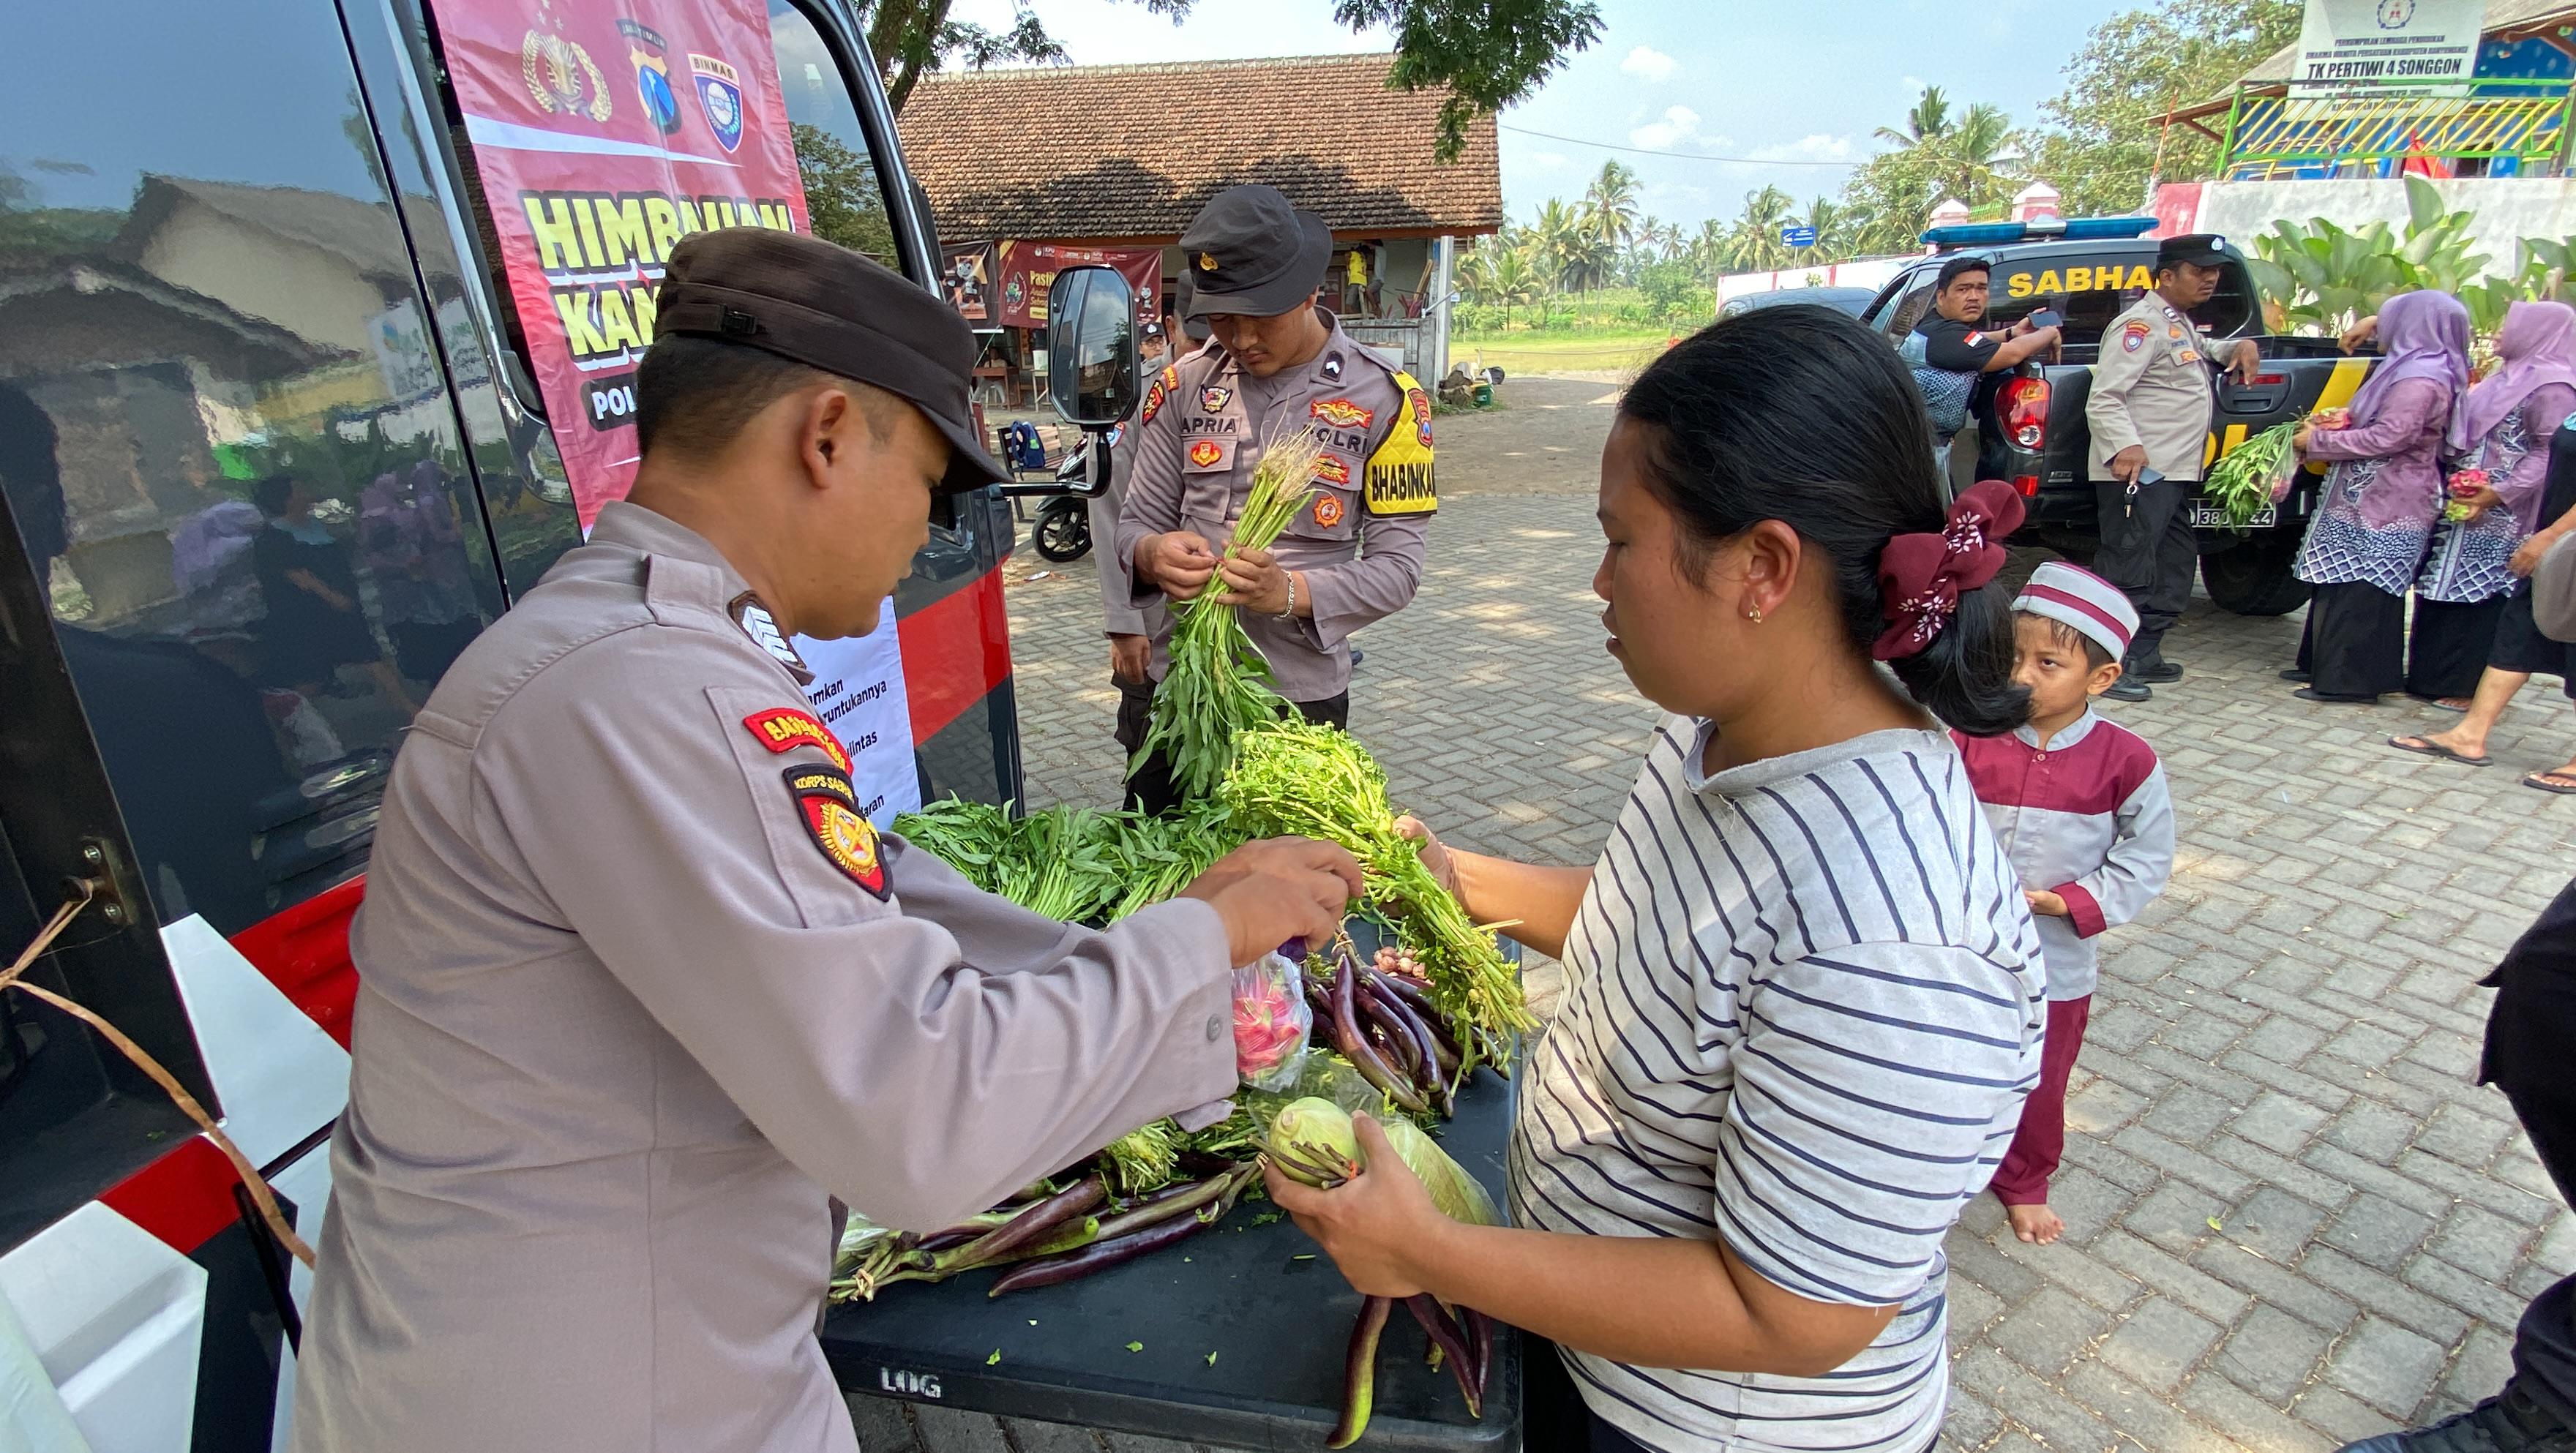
[1405, 1295, 1483, 1417]
[986, 1166, 1251, 1297]
[1464, 1307, 1494, 1403]
[1333, 950, 1429, 1114]
[1328, 1296, 1393, 1449]
[948, 1174, 1103, 1269]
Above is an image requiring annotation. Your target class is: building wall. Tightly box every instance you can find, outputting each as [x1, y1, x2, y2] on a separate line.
[2157, 177, 2576, 272]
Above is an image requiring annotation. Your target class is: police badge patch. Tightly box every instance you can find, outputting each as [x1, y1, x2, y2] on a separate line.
[618, 19, 681, 136]
[1200, 386, 1232, 413]
[690, 53, 744, 152]
[2122, 320, 2151, 354]
[783, 765, 890, 900]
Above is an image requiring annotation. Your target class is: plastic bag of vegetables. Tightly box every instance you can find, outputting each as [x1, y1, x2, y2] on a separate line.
[1232, 950, 1313, 1093]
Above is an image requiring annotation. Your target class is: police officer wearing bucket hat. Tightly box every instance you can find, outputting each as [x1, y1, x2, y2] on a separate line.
[290, 227, 1362, 1453]
[1115, 184, 1437, 811]
[2086, 232, 2263, 700]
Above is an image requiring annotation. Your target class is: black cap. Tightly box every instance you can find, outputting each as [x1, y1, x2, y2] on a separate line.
[1179, 184, 1331, 318]
[2157, 233, 2229, 270]
[1174, 269, 1213, 342]
[654, 228, 1007, 492]
[1139, 318, 1166, 340]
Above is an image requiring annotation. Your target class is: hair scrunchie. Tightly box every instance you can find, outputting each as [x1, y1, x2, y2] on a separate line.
[1873, 478, 2026, 661]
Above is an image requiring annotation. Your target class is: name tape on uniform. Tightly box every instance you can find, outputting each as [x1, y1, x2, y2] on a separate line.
[741, 706, 854, 773]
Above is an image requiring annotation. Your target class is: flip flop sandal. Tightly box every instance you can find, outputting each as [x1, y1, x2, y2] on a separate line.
[2387, 735, 2492, 766]
[2523, 771, 2576, 795]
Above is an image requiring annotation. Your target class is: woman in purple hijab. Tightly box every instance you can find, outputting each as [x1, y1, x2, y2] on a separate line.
[2290, 289, 2474, 702]
[2405, 301, 2576, 704]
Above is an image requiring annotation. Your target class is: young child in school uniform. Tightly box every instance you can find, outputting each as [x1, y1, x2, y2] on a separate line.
[1954, 562, 2178, 1244]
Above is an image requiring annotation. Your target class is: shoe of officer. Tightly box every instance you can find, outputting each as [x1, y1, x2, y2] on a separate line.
[2102, 676, 2152, 703]
[2334, 1383, 2576, 1453]
[2127, 653, 2184, 684]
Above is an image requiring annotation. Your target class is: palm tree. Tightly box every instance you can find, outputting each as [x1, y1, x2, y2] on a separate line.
[1722, 186, 1800, 272]
[1530, 198, 1586, 292]
[1934, 102, 2026, 206]
[1875, 85, 1953, 149]
[1583, 159, 1642, 253]
[1798, 197, 1851, 261]
[1486, 246, 1541, 328]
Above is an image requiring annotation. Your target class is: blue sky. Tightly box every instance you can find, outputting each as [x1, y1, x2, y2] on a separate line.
[948, 0, 2149, 230]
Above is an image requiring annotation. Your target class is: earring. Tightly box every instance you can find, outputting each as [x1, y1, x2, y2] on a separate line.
[1746, 604, 1763, 624]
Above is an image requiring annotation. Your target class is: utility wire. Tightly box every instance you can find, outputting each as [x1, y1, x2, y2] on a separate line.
[1501, 122, 1861, 165]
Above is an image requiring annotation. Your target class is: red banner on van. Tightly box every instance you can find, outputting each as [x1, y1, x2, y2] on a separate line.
[435, 0, 809, 527]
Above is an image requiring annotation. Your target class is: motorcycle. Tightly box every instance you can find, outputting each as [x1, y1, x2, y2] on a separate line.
[998, 424, 1113, 563]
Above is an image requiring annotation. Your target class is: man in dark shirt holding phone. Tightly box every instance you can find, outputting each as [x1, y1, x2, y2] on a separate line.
[1901, 255, 2063, 490]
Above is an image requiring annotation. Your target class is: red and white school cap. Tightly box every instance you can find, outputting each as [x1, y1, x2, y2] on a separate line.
[2014, 561, 2138, 661]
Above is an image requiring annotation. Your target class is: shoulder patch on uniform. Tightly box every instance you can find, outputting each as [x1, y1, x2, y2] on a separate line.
[1364, 371, 1437, 517]
[1321, 352, 1344, 381]
[729, 592, 812, 684]
[1311, 397, 1374, 430]
[1140, 364, 1179, 425]
[2122, 320, 2151, 353]
[742, 706, 853, 773]
[784, 764, 889, 900]
[1200, 385, 1232, 413]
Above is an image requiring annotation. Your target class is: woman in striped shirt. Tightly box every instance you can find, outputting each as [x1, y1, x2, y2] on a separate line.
[1270, 307, 2048, 1452]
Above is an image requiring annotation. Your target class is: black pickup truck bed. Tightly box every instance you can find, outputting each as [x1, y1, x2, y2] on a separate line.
[1860, 238, 2381, 615]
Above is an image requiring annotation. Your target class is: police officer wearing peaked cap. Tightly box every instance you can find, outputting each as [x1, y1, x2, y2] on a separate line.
[1115, 184, 1438, 811]
[290, 227, 1363, 1453]
[2085, 231, 2263, 701]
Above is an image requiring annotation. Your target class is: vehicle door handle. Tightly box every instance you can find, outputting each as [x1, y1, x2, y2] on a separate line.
[2220, 386, 2286, 415]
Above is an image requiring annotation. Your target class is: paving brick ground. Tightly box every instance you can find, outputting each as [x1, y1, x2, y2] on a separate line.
[850, 390, 2575, 1452]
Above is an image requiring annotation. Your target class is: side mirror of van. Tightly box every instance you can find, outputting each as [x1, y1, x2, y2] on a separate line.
[1046, 266, 1138, 427]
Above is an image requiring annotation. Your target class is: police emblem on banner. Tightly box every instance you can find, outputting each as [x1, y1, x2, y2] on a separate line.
[690, 53, 744, 152]
[520, 29, 614, 122]
[618, 19, 681, 136]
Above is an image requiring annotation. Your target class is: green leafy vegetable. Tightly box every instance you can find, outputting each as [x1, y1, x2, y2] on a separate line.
[1134, 430, 1326, 798]
[2202, 419, 2302, 532]
[1222, 720, 1532, 1055]
[1102, 1119, 1180, 1196]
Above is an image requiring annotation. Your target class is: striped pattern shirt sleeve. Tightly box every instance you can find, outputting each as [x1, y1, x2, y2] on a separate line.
[1715, 940, 2042, 1307]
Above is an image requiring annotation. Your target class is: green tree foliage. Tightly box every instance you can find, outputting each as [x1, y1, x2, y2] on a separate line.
[1583, 159, 1641, 252]
[863, 0, 1601, 162]
[2029, 0, 2302, 217]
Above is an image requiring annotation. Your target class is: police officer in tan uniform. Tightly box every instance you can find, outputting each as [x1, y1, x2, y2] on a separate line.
[289, 229, 1362, 1453]
[1093, 282, 1208, 700]
[2086, 232, 2262, 699]
[1115, 184, 1435, 811]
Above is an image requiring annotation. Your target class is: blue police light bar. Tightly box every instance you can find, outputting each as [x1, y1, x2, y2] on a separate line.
[1920, 216, 2160, 249]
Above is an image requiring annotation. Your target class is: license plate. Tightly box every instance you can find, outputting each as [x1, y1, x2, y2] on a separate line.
[2190, 502, 2274, 530]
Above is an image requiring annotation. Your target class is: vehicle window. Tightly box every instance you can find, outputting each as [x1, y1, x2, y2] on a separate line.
[0, 0, 502, 943]
[1884, 282, 1938, 339]
[768, 0, 900, 269]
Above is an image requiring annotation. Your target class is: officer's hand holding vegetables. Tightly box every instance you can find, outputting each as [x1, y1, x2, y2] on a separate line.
[1137, 529, 1220, 603]
[1183, 836, 1366, 966]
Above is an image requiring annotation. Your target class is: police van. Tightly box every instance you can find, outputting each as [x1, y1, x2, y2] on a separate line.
[0, 0, 1025, 1446]
[1864, 218, 2381, 617]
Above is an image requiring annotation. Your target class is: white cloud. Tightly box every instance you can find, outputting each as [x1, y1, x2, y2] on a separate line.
[1749, 133, 1856, 163]
[1620, 45, 1678, 83]
[1527, 150, 1571, 170]
[1630, 105, 1704, 151]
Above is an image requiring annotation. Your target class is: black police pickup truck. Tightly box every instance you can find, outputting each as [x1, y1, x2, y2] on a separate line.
[1860, 219, 2382, 615]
